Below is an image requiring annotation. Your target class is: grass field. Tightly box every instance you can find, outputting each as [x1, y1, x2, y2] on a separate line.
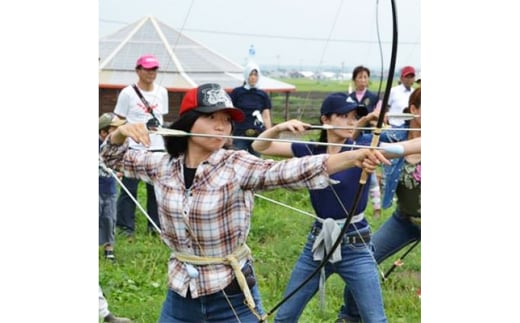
[267, 78, 392, 125]
[99, 181, 420, 323]
[276, 78, 388, 93]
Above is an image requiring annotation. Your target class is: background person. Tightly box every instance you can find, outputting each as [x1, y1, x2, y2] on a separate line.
[99, 285, 133, 323]
[113, 54, 169, 237]
[230, 62, 272, 156]
[386, 65, 416, 127]
[348, 65, 383, 218]
[99, 112, 126, 260]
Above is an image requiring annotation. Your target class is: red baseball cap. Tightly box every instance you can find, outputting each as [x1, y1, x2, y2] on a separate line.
[400, 66, 416, 77]
[180, 83, 245, 122]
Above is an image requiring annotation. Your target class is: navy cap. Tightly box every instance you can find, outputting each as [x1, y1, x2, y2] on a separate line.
[320, 93, 368, 117]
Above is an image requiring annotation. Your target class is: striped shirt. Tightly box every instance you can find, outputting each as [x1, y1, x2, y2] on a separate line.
[100, 138, 334, 298]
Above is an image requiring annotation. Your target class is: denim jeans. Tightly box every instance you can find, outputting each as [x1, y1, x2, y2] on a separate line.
[274, 226, 386, 323]
[99, 192, 117, 246]
[116, 176, 160, 234]
[158, 282, 265, 322]
[339, 209, 420, 321]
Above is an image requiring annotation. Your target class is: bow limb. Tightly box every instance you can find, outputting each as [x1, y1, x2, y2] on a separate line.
[263, 0, 399, 318]
[325, 0, 399, 269]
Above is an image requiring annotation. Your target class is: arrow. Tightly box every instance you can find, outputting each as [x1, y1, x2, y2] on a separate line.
[308, 125, 421, 132]
[150, 128, 405, 155]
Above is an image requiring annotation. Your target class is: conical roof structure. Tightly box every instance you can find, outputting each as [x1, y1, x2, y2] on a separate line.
[99, 16, 295, 92]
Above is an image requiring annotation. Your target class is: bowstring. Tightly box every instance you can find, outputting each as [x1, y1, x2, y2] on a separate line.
[297, 0, 344, 121]
[146, 0, 196, 110]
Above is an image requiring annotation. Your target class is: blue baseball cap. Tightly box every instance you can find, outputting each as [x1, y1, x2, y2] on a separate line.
[320, 93, 368, 117]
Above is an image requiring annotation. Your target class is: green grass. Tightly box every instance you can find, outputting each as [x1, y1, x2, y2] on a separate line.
[100, 182, 420, 322]
[267, 77, 393, 124]
[276, 78, 389, 93]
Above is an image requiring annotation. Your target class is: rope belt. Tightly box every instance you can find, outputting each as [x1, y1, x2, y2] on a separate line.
[315, 212, 364, 226]
[311, 214, 368, 310]
[174, 244, 267, 321]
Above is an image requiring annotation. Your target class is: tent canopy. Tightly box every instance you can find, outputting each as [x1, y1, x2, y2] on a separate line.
[99, 16, 295, 93]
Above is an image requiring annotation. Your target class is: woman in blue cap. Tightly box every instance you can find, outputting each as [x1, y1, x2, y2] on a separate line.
[252, 92, 399, 323]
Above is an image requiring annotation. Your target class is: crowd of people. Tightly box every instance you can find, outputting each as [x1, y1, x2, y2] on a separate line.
[99, 54, 421, 322]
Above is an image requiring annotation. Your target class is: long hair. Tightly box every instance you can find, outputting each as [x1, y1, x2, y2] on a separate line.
[402, 87, 421, 126]
[165, 110, 202, 158]
[318, 114, 331, 143]
[408, 87, 421, 109]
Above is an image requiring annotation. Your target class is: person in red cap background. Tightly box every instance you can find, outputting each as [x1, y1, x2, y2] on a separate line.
[100, 83, 413, 322]
[112, 54, 169, 238]
[387, 65, 416, 127]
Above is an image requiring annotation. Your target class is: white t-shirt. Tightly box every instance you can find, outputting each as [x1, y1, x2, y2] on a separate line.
[387, 84, 414, 127]
[114, 83, 169, 150]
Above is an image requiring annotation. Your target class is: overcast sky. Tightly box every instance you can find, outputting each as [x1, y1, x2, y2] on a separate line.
[99, 0, 421, 71]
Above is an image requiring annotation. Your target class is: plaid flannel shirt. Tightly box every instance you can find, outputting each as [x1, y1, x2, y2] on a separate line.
[100, 137, 333, 298]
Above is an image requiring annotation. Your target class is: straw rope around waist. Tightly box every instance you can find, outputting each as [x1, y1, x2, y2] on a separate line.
[174, 244, 258, 312]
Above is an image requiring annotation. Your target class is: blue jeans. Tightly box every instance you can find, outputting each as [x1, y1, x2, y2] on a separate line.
[159, 283, 265, 322]
[116, 176, 160, 234]
[274, 227, 386, 323]
[99, 192, 117, 246]
[339, 210, 420, 321]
